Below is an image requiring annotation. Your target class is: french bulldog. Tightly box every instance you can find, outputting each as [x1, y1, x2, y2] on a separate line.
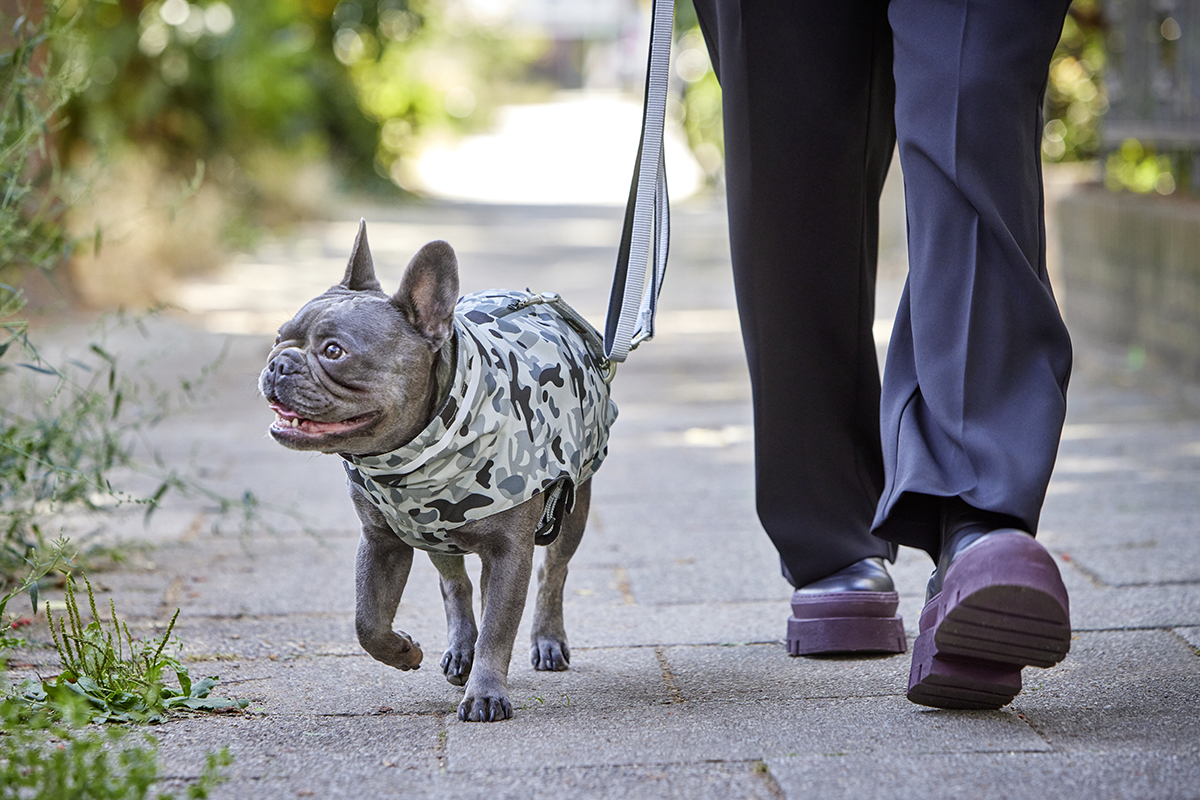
[259, 221, 616, 722]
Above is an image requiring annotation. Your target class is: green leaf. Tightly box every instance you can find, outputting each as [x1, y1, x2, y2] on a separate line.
[143, 482, 170, 523]
[28, 579, 38, 614]
[191, 676, 218, 698]
[173, 695, 247, 711]
[73, 675, 104, 697]
[176, 666, 192, 697]
[89, 343, 115, 362]
[17, 362, 57, 375]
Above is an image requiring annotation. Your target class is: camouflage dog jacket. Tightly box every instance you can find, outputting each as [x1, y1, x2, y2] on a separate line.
[343, 291, 618, 555]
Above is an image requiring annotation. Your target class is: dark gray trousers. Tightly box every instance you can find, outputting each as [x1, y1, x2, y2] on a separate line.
[692, 0, 1074, 587]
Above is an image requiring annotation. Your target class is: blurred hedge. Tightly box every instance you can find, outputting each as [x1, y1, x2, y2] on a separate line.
[56, 0, 420, 193]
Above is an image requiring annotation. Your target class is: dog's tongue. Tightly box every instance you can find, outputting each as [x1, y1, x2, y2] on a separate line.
[271, 404, 361, 435]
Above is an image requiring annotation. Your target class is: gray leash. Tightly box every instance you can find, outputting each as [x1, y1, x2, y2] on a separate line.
[511, 0, 674, 380]
[604, 0, 674, 366]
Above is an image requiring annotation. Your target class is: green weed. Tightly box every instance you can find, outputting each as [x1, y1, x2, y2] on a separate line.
[0, 549, 238, 798]
[0, 537, 69, 657]
[0, 699, 231, 800]
[24, 571, 248, 724]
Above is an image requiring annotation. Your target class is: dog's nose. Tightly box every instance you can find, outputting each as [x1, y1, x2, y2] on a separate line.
[268, 350, 306, 377]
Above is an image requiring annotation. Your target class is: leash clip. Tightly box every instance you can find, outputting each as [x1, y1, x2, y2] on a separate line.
[509, 291, 616, 384]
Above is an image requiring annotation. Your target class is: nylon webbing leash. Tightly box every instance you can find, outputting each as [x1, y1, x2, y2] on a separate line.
[603, 0, 674, 366]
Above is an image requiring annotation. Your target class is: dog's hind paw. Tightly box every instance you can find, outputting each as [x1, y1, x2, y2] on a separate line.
[440, 648, 474, 686]
[530, 636, 570, 671]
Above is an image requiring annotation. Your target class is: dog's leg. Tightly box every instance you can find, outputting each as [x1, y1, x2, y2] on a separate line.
[530, 479, 590, 671]
[447, 500, 540, 722]
[428, 553, 477, 686]
[478, 558, 491, 617]
[351, 491, 423, 670]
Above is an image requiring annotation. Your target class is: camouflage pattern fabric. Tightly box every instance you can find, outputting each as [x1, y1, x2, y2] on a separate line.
[343, 291, 618, 555]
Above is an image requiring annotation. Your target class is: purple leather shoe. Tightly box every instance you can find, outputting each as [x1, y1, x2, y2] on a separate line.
[907, 530, 1071, 709]
[788, 557, 907, 656]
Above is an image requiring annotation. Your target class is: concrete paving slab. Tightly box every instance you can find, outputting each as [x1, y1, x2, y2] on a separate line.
[424, 763, 781, 800]
[149, 536, 361, 618]
[662, 643, 910, 702]
[445, 697, 1047, 772]
[1011, 630, 1200, 754]
[563, 601, 785, 649]
[1061, 582, 1200, 630]
[154, 713, 442, 779]
[176, 647, 671, 719]
[170, 614, 359, 659]
[1063, 544, 1200, 587]
[185, 655, 467, 718]
[1042, 477, 1200, 524]
[1173, 627, 1200, 651]
[1036, 509, 1200, 586]
[622, 546, 791, 606]
[768, 752, 1200, 800]
[160, 762, 782, 800]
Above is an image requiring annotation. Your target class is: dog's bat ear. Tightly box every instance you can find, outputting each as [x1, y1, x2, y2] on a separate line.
[340, 219, 383, 292]
[394, 240, 459, 348]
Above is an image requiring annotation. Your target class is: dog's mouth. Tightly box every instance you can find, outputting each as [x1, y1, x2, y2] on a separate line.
[269, 403, 379, 441]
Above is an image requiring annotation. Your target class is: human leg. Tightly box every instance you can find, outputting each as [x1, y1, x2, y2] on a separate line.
[692, 0, 903, 654]
[877, 0, 1074, 551]
[881, 0, 1075, 707]
[693, 0, 897, 587]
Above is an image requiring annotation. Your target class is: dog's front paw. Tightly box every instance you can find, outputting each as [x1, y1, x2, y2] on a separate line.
[458, 686, 512, 722]
[361, 630, 424, 671]
[440, 647, 473, 686]
[530, 635, 570, 671]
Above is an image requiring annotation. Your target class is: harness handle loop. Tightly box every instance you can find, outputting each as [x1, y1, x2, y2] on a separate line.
[604, 0, 674, 364]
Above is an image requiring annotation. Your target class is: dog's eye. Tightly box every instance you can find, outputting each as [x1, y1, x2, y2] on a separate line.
[323, 342, 345, 360]
[274, 333, 282, 345]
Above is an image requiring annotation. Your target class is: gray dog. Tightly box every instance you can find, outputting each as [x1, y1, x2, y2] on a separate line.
[260, 221, 617, 722]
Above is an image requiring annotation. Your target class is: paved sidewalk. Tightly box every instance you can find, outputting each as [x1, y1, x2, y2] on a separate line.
[15, 195, 1200, 798]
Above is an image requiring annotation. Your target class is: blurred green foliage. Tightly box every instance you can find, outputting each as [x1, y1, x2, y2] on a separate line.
[0, 6, 80, 280]
[674, 0, 1115, 188]
[55, 0, 548, 193]
[56, 0, 392, 190]
[674, 26, 722, 183]
[1106, 137, 1176, 195]
[1043, 0, 1107, 164]
[672, 1, 723, 184]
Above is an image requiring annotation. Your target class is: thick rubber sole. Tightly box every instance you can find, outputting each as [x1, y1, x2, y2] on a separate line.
[907, 532, 1071, 710]
[788, 591, 907, 655]
[906, 628, 1022, 710]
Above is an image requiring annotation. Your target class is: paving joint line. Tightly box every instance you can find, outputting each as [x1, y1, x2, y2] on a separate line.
[1061, 558, 1108, 588]
[653, 645, 686, 703]
[1092, 579, 1200, 588]
[1072, 624, 1200, 633]
[1167, 628, 1200, 656]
